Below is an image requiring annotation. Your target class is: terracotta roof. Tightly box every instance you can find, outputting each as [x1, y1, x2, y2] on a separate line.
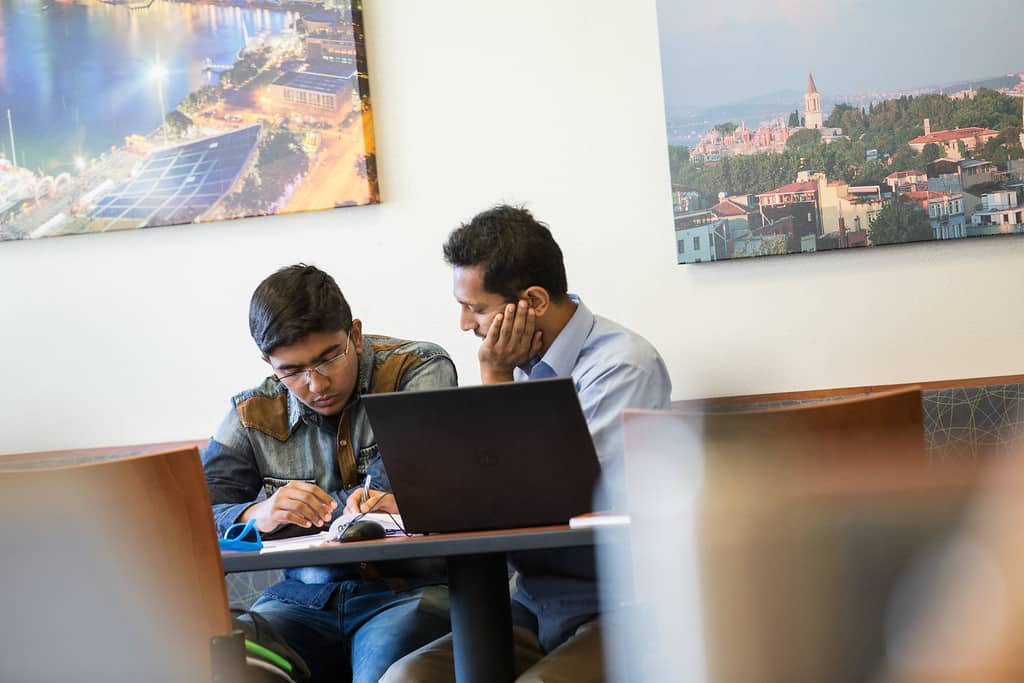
[908, 127, 999, 145]
[711, 199, 748, 217]
[760, 180, 817, 196]
[901, 191, 957, 201]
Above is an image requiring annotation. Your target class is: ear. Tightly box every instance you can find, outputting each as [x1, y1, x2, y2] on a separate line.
[521, 286, 551, 317]
[350, 319, 363, 351]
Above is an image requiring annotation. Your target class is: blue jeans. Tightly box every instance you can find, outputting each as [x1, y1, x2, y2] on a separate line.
[251, 581, 450, 683]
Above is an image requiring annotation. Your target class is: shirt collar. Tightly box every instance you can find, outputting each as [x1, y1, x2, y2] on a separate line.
[524, 294, 594, 378]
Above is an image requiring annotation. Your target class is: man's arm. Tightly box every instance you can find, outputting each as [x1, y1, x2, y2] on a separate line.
[202, 422, 264, 536]
[203, 409, 336, 534]
[577, 360, 672, 508]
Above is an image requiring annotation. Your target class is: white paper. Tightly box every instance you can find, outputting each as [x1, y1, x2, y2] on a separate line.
[259, 530, 331, 553]
[256, 512, 406, 553]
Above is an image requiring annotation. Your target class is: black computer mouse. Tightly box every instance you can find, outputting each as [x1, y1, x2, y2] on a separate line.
[340, 519, 386, 542]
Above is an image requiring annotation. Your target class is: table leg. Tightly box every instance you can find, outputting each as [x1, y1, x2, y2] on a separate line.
[447, 552, 515, 683]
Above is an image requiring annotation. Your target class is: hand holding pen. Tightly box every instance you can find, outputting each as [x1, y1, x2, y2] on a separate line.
[343, 473, 400, 514]
[360, 473, 372, 508]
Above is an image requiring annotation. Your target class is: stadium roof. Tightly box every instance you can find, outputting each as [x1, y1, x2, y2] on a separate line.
[301, 10, 341, 25]
[273, 70, 351, 95]
[87, 125, 261, 229]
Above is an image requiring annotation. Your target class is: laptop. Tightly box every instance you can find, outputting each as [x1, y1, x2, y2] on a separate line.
[362, 377, 601, 534]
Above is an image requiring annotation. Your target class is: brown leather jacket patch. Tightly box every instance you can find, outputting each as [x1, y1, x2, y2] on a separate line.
[371, 347, 424, 394]
[236, 393, 291, 441]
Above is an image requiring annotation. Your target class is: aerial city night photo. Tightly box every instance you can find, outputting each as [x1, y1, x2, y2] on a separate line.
[0, 0, 376, 241]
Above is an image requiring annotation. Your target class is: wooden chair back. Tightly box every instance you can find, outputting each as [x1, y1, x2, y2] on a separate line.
[0, 445, 230, 682]
[614, 389, 981, 683]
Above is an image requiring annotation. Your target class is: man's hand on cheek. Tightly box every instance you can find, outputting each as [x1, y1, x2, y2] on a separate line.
[478, 300, 542, 384]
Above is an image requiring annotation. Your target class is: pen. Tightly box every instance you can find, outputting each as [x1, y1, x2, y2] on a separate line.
[360, 473, 372, 510]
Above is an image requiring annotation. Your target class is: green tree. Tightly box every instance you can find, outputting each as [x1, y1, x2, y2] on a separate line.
[253, 130, 309, 205]
[786, 126, 819, 156]
[868, 202, 933, 246]
[667, 145, 690, 178]
[788, 110, 801, 128]
[853, 160, 888, 187]
[222, 175, 269, 216]
[888, 145, 922, 172]
[922, 142, 943, 164]
[163, 111, 193, 138]
[954, 87, 1020, 130]
[908, 94, 955, 132]
[975, 127, 1024, 166]
[177, 85, 222, 115]
[826, 103, 856, 128]
[259, 130, 308, 166]
[714, 122, 738, 136]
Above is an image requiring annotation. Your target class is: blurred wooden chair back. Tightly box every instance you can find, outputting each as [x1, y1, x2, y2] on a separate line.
[613, 388, 981, 683]
[0, 445, 230, 682]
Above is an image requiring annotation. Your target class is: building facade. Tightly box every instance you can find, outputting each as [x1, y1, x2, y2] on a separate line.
[908, 124, 999, 161]
[900, 190, 966, 240]
[971, 190, 1023, 234]
[267, 69, 354, 114]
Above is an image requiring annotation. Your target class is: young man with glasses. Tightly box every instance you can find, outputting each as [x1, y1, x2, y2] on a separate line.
[202, 264, 457, 683]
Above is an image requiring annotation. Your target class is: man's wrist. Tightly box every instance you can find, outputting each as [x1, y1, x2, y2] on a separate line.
[481, 367, 515, 384]
[239, 502, 268, 530]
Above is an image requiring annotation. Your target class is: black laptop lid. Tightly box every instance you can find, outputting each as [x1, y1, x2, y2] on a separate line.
[362, 377, 601, 534]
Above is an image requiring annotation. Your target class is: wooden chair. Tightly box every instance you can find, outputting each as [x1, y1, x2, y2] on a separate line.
[609, 389, 982, 683]
[0, 444, 231, 682]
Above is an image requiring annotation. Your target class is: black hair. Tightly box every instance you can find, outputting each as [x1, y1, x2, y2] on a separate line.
[248, 264, 353, 355]
[442, 204, 568, 301]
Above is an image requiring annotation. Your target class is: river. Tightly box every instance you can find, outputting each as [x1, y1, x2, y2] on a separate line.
[0, 0, 292, 173]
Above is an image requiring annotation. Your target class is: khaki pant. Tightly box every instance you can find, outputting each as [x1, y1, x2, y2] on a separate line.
[381, 618, 604, 683]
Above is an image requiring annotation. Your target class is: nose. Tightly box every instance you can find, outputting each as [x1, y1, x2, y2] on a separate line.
[459, 308, 476, 332]
[308, 369, 330, 393]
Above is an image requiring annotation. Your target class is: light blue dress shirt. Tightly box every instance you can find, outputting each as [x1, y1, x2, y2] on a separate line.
[515, 294, 672, 506]
[509, 294, 672, 650]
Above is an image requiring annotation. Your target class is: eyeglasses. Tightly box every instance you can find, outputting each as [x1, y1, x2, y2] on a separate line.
[274, 334, 353, 388]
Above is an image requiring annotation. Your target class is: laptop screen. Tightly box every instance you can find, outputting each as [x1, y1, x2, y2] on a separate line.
[362, 378, 601, 534]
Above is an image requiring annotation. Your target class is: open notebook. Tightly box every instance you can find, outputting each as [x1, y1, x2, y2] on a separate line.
[259, 512, 404, 553]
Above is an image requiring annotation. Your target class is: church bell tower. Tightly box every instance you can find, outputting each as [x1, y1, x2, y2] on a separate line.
[804, 72, 823, 130]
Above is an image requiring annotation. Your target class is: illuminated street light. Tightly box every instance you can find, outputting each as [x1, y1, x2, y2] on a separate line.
[149, 59, 169, 146]
[148, 64, 169, 83]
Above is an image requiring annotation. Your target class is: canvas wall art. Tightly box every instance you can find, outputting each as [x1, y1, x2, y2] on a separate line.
[657, 0, 1024, 263]
[0, 0, 377, 242]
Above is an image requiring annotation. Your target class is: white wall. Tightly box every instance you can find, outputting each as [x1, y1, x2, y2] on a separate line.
[2, 0, 1023, 455]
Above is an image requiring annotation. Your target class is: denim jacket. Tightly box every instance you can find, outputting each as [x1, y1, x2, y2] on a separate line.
[203, 334, 457, 608]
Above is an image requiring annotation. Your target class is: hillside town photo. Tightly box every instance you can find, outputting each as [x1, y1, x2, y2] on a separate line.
[657, 1, 1024, 263]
